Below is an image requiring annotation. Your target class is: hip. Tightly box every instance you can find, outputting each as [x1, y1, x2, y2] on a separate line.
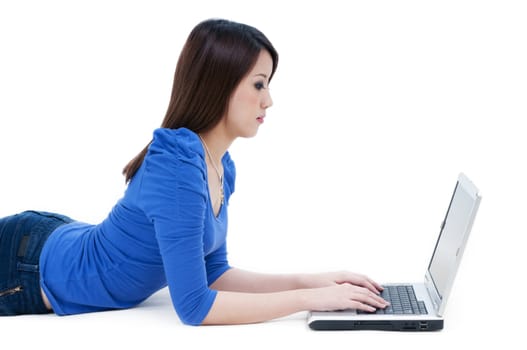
[0, 210, 73, 316]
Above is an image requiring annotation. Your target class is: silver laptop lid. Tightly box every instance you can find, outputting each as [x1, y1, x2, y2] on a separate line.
[425, 173, 481, 316]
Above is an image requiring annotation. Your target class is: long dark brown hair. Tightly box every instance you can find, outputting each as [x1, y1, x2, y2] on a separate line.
[123, 19, 279, 182]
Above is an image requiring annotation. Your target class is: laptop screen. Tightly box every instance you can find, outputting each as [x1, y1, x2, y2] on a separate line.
[427, 175, 480, 301]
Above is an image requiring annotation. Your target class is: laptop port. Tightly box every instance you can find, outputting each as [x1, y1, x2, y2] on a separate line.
[419, 322, 428, 330]
[401, 322, 418, 330]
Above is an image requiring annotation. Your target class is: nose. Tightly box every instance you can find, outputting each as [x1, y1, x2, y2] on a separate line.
[262, 89, 273, 109]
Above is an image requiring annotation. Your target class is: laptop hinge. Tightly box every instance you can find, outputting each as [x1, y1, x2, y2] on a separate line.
[424, 272, 442, 316]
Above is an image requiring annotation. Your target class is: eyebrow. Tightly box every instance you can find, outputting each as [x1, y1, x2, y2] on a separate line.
[254, 73, 268, 79]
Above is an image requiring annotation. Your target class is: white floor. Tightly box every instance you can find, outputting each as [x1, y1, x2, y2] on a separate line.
[1, 281, 520, 350]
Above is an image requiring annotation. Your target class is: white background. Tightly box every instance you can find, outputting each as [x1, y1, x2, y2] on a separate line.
[1, 0, 525, 348]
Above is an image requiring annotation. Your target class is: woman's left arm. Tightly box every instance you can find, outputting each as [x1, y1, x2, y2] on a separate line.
[210, 268, 383, 294]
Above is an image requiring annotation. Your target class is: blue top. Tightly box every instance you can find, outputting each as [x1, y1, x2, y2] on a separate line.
[39, 128, 234, 325]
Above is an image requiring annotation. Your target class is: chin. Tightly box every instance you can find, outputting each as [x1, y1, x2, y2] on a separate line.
[239, 127, 259, 139]
[247, 129, 260, 138]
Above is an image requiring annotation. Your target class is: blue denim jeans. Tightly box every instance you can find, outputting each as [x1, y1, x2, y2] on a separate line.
[0, 210, 73, 316]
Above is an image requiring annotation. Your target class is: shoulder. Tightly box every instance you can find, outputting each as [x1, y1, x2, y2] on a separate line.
[147, 128, 206, 171]
[133, 128, 210, 217]
[150, 128, 204, 161]
[138, 128, 207, 190]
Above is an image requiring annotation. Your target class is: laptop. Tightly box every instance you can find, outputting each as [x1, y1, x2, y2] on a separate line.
[308, 173, 481, 331]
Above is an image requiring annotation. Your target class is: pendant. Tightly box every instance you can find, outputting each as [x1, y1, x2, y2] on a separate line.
[219, 186, 224, 205]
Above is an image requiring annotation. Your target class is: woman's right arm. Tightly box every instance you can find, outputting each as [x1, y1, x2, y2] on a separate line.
[140, 129, 221, 325]
[202, 283, 387, 325]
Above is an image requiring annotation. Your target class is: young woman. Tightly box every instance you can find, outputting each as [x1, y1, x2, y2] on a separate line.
[0, 19, 388, 325]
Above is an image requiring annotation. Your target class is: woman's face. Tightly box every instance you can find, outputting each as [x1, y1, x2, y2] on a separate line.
[223, 50, 274, 139]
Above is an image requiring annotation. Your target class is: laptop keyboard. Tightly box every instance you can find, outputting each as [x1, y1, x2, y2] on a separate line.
[358, 285, 428, 315]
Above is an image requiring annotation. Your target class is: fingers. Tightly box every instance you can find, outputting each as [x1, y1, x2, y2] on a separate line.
[365, 278, 384, 294]
[358, 287, 388, 308]
[337, 272, 384, 295]
[342, 283, 389, 311]
[357, 278, 383, 295]
[310, 283, 390, 313]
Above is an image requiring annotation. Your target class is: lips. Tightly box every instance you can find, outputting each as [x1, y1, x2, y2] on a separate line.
[256, 115, 265, 124]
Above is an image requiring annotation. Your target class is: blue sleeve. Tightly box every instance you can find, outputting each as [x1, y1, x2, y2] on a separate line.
[138, 128, 216, 326]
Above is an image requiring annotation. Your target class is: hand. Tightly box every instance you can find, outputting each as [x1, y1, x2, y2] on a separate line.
[300, 271, 388, 312]
[303, 271, 384, 295]
[306, 283, 389, 313]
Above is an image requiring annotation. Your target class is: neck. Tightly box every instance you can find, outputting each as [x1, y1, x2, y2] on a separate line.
[198, 128, 233, 165]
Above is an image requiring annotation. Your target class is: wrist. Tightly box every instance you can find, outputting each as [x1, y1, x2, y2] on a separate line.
[294, 273, 314, 289]
[296, 288, 315, 311]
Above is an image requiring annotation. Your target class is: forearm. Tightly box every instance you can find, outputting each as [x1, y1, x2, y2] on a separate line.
[201, 289, 309, 325]
[201, 269, 317, 324]
[210, 267, 312, 293]
[201, 270, 389, 325]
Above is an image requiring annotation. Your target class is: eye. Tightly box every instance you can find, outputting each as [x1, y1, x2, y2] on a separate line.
[254, 81, 265, 90]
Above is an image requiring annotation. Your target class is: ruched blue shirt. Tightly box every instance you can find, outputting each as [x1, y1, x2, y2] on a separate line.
[39, 128, 234, 325]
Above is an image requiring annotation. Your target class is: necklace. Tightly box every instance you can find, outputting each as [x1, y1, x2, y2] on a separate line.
[199, 134, 224, 205]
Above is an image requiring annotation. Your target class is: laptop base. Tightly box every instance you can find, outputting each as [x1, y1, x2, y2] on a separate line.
[308, 319, 444, 331]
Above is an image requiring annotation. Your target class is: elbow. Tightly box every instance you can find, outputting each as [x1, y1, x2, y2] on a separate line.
[173, 303, 207, 326]
[179, 314, 203, 326]
[172, 290, 217, 326]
